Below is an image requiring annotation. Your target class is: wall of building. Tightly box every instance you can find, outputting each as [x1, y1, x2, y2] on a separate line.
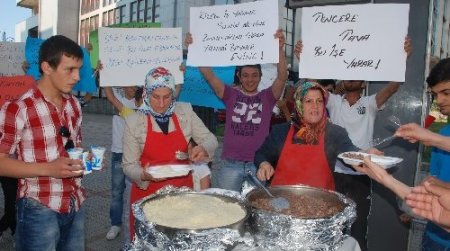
[15, 15, 38, 42]
[39, 0, 58, 39]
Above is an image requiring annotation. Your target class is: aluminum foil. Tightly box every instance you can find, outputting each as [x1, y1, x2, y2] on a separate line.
[247, 189, 356, 251]
[129, 186, 254, 251]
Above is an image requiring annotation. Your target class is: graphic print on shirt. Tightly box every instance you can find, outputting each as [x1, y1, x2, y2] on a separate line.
[357, 105, 366, 115]
[231, 95, 262, 136]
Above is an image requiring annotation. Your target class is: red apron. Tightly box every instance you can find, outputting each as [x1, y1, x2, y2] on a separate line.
[129, 114, 193, 238]
[271, 126, 335, 190]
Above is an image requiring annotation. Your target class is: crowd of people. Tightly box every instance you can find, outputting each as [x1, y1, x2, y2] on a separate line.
[0, 20, 449, 251]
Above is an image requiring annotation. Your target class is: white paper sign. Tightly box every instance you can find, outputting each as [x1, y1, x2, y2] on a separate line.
[0, 42, 25, 76]
[99, 27, 183, 87]
[299, 4, 409, 82]
[187, 0, 279, 67]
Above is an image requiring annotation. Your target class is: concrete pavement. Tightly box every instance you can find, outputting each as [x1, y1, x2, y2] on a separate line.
[0, 113, 124, 251]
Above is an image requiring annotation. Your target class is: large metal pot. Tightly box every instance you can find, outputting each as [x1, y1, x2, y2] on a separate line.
[246, 185, 356, 250]
[136, 192, 250, 237]
[132, 191, 253, 250]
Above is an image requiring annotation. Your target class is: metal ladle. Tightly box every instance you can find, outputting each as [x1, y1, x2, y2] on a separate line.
[247, 170, 289, 212]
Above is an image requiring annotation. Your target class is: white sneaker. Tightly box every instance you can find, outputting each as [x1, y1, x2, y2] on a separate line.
[106, 226, 121, 240]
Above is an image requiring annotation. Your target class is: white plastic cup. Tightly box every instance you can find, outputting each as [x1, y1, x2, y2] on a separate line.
[82, 152, 93, 174]
[67, 147, 83, 174]
[90, 146, 106, 170]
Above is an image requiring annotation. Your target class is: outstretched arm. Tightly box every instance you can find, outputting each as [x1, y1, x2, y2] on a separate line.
[395, 123, 450, 151]
[271, 29, 288, 99]
[406, 178, 450, 231]
[352, 157, 411, 199]
[185, 32, 225, 99]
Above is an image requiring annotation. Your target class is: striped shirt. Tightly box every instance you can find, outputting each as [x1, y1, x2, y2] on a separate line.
[0, 87, 86, 213]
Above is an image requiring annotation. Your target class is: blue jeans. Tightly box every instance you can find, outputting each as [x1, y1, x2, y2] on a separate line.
[211, 159, 258, 192]
[110, 152, 125, 227]
[15, 197, 85, 251]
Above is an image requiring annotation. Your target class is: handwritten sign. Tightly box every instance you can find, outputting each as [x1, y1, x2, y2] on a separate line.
[25, 36, 44, 80]
[178, 66, 235, 109]
[99, 27, 183, 87]
[0, 76, 34, 107]
[24, 36, 97, 92]
[89, 22, 161, 68]
[187, 0, 279, 67]
[0, 42, 25, 76]
[299, 4, 409, 82]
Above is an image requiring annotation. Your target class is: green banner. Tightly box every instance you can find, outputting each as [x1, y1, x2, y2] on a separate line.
[89, 22, 161, 68]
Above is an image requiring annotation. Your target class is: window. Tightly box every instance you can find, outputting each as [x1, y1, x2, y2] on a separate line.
[108, 9, 116, 25]
[146, 0, 153, 22]
[102, 12, 108, 26]
[138, 0, 145, 22]
[130, 2, 138, 22]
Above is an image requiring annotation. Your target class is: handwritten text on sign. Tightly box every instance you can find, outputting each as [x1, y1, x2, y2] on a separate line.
[0, 76, 34, 107]
[0, 42, 25, 77]
[299, 4, 409, 82]
[99, 27, 183, 87]
[187, 0, 278, 67]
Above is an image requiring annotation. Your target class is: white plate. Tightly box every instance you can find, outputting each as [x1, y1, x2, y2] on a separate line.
[146, 164, 192, 178]
[338, 152, 403, 169]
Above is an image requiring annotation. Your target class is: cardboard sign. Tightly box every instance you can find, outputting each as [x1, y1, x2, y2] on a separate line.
[99, 27, 183, 87]
[0, 76, 34, 107]
[187, 0, 279, 67]
[178, 66, 235, 109]
[0, 42, 25, 76]
[299, 3, 409, 82]
[89, 22, 161, 68]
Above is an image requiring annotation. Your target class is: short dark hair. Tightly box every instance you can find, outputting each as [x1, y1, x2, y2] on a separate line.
[426, 58, 450, 88]
[39, 35, 83, 74]
[318, 79, 336, 88]
[135, 87, 144, 102]
[236, 64, 262, 76]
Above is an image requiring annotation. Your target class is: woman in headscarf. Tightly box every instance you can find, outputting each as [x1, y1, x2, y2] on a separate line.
[122, 67, 218, 238]
[255, 82, 371, 190]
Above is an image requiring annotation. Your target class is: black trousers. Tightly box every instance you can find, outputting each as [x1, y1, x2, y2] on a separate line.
[334, 173, 371, 251]
[0, 176, 18, 235]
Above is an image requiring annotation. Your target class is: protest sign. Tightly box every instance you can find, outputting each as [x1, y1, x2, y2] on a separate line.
[299, 3, 409, 82]
[98, 27, 183, 87]
[25, 36, 44, 80]
[89, 22, 161, 68]
[24, 36, 96, 92]
[187, 0, 279, 67]
[178, 66, 235, 109]
[0, 76, 34, 107]
[0, 42, 25, 76]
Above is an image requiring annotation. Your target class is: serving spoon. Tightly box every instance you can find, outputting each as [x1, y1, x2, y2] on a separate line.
[247, 170, 289, 212]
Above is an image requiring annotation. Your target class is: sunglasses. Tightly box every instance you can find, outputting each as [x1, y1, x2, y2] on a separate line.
[60, 126, 75, 150]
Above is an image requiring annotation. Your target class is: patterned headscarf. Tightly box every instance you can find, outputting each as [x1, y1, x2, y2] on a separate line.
[293, 81, 328, 144]
[141, 67, 176, 123]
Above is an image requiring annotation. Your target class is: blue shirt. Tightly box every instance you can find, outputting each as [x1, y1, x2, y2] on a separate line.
[426, 124, 450, 247]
